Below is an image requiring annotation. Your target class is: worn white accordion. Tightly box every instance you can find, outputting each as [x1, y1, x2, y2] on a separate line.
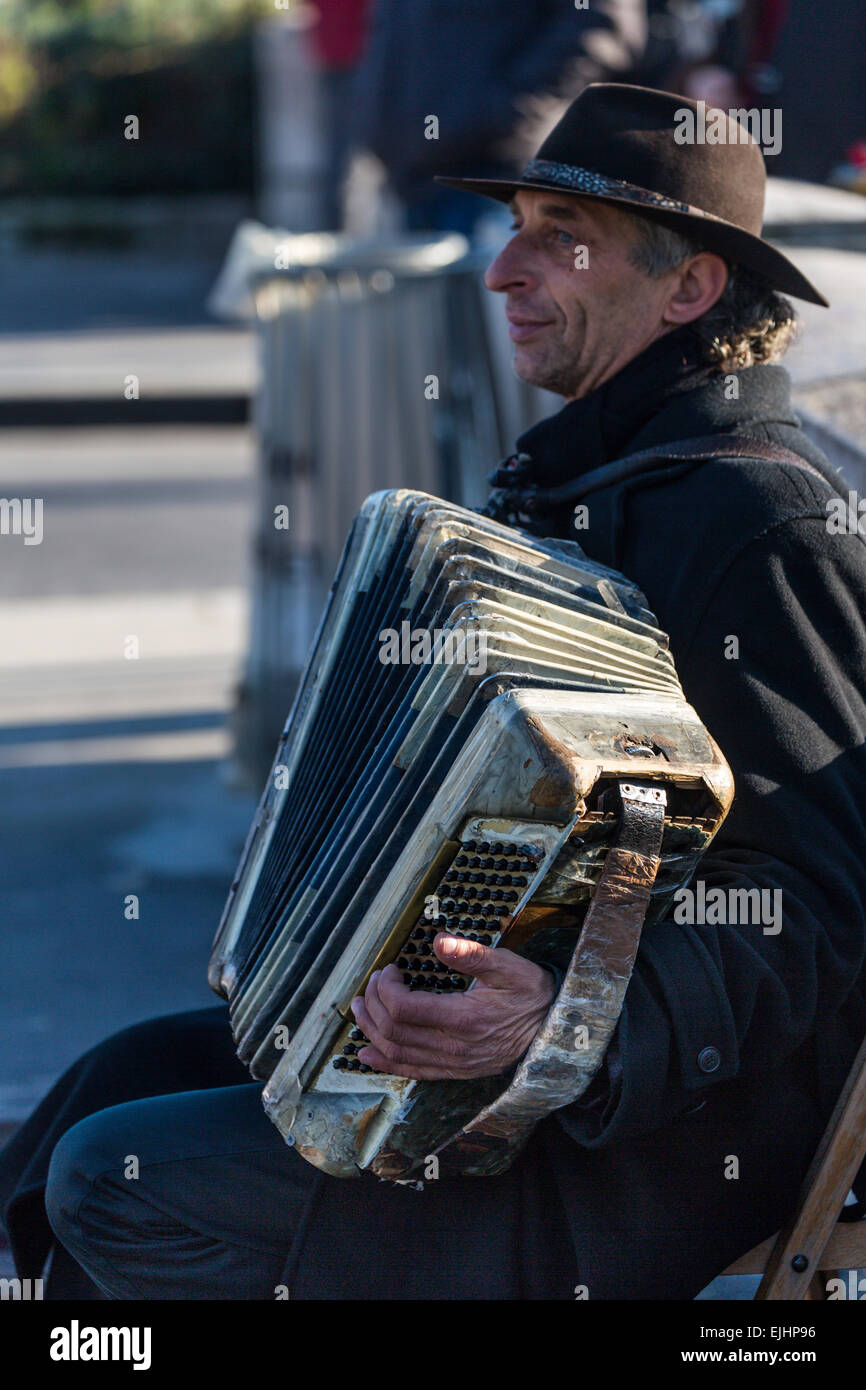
[209, 490, 733, 1178]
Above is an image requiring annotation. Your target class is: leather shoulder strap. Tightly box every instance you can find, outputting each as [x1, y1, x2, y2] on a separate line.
[547, 434, 842, 505]
[622, 435, 834, 487]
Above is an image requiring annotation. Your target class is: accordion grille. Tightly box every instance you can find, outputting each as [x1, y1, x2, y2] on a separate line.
[330, 834, 543, 1074]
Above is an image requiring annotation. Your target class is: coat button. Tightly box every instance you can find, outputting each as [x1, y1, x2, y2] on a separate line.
[697, 1046, 721, 1074]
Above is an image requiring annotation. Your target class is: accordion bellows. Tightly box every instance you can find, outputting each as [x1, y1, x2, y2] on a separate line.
[209, 490, 733, 1178]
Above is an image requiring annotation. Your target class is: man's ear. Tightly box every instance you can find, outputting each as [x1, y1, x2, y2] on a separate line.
[662, 252, 729, 327]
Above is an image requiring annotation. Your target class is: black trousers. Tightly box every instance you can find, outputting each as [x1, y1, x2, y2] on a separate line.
[0, 1006, 576, 1300]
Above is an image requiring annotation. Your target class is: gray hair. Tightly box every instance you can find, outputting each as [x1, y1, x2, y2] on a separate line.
[625, 215, 801, 369]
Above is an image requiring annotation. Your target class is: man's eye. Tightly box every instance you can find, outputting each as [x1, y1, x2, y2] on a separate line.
[554, 228, 574, 245]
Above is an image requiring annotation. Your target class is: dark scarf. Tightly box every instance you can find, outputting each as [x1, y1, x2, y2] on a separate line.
[483, 323, 716, 532]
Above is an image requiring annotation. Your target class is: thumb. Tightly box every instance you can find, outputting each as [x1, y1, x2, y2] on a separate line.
[433, 933, 512, 985]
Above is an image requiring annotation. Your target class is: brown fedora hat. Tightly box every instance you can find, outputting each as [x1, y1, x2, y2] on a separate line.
[435, 82, 829, 308]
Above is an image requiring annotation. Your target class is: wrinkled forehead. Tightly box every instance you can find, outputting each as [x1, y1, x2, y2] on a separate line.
[507, 187, 642, 238]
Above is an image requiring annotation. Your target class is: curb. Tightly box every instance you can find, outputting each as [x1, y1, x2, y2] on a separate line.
[0, 394, 250, 429]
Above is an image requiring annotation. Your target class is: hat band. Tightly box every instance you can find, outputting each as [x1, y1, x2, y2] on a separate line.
[521, 157, 728, 224]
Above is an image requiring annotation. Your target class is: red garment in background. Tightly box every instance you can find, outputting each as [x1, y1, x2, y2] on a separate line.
[747, 0, 790, 70]
[308, 0, 371, 70]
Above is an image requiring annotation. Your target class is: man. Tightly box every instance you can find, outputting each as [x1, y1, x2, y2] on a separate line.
[3, 84, 865, 1300]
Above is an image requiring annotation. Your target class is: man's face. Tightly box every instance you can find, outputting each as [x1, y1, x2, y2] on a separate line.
[484, 189, 685, 400]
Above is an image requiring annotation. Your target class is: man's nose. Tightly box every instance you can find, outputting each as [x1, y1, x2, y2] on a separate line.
[484, 234, 537, 294]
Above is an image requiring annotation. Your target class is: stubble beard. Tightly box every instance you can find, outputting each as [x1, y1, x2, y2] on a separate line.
[512, 341, 585, 400]
[510, 309, 589, 400]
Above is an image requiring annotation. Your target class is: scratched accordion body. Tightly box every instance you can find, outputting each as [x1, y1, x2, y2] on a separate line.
[209, 490, 733, 1178]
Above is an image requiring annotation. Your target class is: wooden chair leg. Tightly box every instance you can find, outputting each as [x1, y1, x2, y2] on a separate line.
[756, 1031, 866, 1299]
[804, 1273, 830, 1300]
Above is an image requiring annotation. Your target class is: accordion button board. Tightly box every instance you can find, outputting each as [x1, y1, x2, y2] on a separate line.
[325, 828, 547, 1081]
[208, 489, 734, 1178]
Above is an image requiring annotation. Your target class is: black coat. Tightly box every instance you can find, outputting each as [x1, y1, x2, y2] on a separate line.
[465, 323, 866, 1297]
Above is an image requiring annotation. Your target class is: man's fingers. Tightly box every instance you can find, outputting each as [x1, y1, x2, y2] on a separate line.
[347, 947, 554, 1082]
[350, 943, 526, 1042]
[432, 933, 519, 985]
[366, 963, 473, 1028]
[350, 992, 472, 1077]
[433, 933, 488, 974]
[354, 1034, 462, 1070]
[353, 1046, 466, 1081]
[350, 992, 471, 1059]
[356, 970, 396, 1041]
[357, 966, 462, 1037]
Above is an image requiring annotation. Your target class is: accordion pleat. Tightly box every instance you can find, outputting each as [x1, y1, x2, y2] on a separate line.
[210, 491, 683, 1078]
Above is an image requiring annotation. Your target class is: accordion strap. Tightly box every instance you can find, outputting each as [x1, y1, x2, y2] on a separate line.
[548, 434, 840, 504]
[484, 434, 844, 530]
[435, 782, 667, 1174]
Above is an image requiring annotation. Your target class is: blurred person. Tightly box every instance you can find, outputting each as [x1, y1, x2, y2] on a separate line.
[676, 0, 866, 185]
[2, 83, 865, 1302]
[641, 0, 744, 108]
[506, 2, 741, 187]
[352, 0, 650, 235]
[307, 0, 373, 228]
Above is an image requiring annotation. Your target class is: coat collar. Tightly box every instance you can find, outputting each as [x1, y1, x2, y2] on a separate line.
[505, 325, 800, 492]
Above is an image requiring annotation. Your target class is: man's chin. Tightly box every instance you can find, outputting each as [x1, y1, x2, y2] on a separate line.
[511, 344, 546, 385]
[511, 347, 572, 398]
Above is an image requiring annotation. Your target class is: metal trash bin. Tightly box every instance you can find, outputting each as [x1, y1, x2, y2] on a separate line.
[230, 230, 518, 781]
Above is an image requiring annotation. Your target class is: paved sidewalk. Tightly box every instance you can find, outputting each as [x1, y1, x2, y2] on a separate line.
[0, 421, 261, 1283]
[0, 422, 260, 1124]
[0, 328, 256, 403]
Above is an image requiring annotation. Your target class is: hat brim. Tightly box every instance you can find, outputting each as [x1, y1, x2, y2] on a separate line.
[435, 174, 830, 308]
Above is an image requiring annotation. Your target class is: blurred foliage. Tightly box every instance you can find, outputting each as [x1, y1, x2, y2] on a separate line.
[0, 0, 273, 195]
[0, 39, 39, 123]
[6, 0, 263, 47]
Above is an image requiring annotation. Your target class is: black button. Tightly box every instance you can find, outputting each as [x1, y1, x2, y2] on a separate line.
[697, 1046, 721, 1074]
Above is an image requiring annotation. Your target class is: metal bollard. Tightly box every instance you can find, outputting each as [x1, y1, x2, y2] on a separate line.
[232, 231, 520, 783]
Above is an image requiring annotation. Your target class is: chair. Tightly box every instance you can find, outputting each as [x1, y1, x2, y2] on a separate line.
[721, 1031, 866, 1298]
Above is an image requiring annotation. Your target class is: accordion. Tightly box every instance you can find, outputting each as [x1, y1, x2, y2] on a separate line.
[209, 490, 733, 1178]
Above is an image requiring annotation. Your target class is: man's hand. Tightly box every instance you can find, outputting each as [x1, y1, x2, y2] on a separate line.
[349, 933, 556, 1081]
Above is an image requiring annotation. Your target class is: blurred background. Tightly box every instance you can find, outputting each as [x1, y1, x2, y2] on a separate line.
[1, 0, 866, 1297]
